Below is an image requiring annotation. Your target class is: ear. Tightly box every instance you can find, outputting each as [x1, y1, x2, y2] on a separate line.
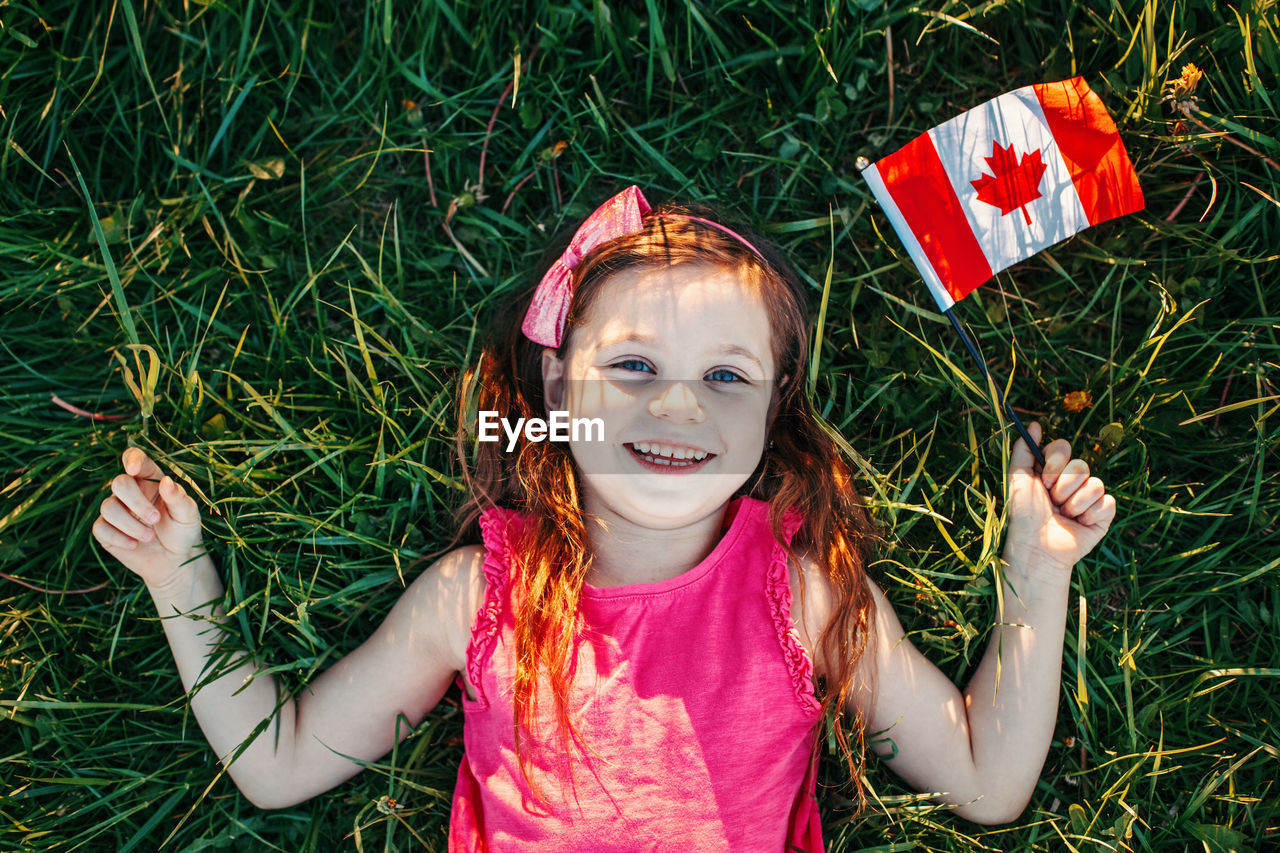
[541, 348, 566, 412]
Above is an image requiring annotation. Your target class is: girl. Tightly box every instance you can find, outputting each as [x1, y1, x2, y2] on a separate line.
[92, 186, 1116, 850]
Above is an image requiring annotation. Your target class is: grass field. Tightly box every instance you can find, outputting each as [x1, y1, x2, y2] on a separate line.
[2, 1, 1277, 850]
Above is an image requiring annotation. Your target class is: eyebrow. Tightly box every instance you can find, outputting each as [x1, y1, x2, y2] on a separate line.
[597, 333, 765, 369]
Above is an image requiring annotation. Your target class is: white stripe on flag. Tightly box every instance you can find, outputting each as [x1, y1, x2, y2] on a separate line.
[926, 85, 1091, 276]
[862, 163, 955, 311]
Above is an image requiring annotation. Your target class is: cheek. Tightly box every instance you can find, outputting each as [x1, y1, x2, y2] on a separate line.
[704, 390, 772, 422]
[562, 378, 645, 421]
[706, 395, 771, 458]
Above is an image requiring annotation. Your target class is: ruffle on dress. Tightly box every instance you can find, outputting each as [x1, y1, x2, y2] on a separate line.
[766, 508, 823, 717]
[463, 507, 524, 708]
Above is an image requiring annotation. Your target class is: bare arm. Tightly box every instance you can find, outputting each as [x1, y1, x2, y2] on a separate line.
[820, 423, 1115, 823]
[958, 550, 1074, 819]
[94, 449, 482, 809]
[851, 573, 1068, 824]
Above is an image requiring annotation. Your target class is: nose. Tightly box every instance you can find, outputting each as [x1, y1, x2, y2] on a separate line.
[647, 381, 705, 423]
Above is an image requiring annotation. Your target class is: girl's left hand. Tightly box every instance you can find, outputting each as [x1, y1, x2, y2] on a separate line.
[1005, 422, 1117, 578]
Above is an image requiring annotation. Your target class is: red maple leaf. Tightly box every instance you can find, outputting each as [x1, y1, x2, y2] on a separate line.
[970, 141, 1047, 225]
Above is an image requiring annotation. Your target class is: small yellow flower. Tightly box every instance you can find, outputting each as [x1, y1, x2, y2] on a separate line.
[1165, 62, 1205, 109]
[1063, 390, 1093, 413]
[375, 795, 404, 815]
[540, 140, 570, 163]
[1178, 63, 1204, 94]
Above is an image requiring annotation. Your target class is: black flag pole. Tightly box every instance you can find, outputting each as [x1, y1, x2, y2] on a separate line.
[944, 307, 1046, 469]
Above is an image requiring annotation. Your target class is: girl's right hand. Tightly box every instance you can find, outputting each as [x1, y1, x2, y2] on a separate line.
[93, 448, 204, 589]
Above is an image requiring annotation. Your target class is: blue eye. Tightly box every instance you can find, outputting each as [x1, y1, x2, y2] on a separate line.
[706, 368, 746, 384]
[614, 359, 654, 374]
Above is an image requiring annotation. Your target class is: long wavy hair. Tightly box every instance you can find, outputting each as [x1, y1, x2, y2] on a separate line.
[453, 198, 879, 810]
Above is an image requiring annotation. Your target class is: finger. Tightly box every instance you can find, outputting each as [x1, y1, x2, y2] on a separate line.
[93, 516, 138, 551]
[1061, 476, 1106, 518]
[99, 496, 156, 543]
[1039, 439, 1074, 491]
[157, 476, 201, 527]
[111, 473, 161, 525]
[1050, 459, 1091, 505]
[1009, 421, 1044, 473]
[1078, 494, 1117, 528]
[121, 447, 164, 482]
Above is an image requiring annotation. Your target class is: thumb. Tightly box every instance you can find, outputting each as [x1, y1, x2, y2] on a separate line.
[1009, 421, 1043, 476]
[157, 475, 201, 527]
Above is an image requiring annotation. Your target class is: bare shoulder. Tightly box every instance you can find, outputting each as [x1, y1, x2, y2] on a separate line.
[786, 546, 836, 665]
[787, 548, 905, 710]
[381, 544, 488, 672]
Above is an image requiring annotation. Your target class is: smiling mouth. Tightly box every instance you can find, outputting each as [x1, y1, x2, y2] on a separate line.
[625, 442, 717, 471]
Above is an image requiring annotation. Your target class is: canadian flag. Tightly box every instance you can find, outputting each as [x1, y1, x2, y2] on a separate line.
[862, 77, 1143, 310]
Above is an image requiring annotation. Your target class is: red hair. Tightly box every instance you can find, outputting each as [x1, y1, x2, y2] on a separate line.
[453, 202, 879, 810]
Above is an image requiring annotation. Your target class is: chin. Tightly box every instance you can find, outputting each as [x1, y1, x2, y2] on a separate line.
[583, 473, 748, 528]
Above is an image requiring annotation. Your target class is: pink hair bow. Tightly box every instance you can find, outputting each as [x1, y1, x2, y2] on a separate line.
[522, 185, 652, 347]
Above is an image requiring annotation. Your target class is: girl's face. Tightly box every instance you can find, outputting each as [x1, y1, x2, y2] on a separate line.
[541, 262, 775, 529]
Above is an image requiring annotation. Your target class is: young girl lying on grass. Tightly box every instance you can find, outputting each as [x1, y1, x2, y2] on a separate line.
[93, 186, 1115, 850]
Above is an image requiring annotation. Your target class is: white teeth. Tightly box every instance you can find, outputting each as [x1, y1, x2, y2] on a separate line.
[630, 442, 710, 465]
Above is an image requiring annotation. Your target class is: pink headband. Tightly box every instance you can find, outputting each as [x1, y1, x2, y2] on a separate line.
[520, 186, 766, 347]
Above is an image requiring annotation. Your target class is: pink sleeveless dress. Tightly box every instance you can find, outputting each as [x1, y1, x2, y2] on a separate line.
[448, 496, 824, 851]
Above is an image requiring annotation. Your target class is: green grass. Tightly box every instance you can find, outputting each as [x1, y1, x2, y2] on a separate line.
[2, 0, 1277, 850]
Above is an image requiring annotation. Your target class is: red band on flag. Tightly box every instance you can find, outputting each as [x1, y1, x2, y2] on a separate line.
[876, 132, 993, 302]
[1033, 78, 1144, 225]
